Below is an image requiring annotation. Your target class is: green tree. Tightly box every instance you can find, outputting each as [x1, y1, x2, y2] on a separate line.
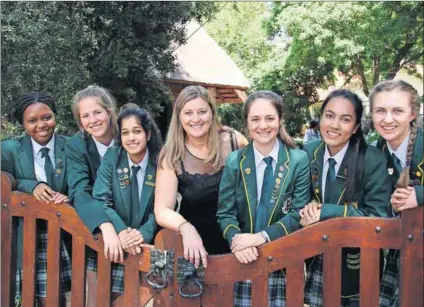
[1, 1, 217, 135]
[267, 2, 424, 96]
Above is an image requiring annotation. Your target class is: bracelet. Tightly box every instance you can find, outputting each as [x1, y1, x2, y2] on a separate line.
[178, 220, 190, 232]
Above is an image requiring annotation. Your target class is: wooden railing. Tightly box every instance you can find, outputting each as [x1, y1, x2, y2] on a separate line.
[1, 171, 423, 306]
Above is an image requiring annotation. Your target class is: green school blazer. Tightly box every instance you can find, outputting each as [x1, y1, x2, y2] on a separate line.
[1, 134, 68, 269]
[92, 146, 158, 244]
[303, 140, 391, 297]
[377, 128, 424, 206]
[217, 140, 311, 244]
[65, 131, 111, 233]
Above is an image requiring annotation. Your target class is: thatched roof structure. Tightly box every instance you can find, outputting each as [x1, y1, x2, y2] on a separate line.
[166, 21, 250, 104]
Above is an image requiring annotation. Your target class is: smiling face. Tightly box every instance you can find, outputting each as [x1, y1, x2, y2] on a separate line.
[121, 116, 149, 164]
[371, 90, 416, 150]
[247, 98, 280, 150]
[320, 97, 359, 156]
[23, 102, 56, 146]
[78, 96, 113, 144]
[179, 97, 213, 140]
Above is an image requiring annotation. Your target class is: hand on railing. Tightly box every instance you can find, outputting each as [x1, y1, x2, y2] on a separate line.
[99, 222, 124, 263]
[391, 186, 418, 212]
[33, 183, 69, 203]
[300, 201, 322, 227]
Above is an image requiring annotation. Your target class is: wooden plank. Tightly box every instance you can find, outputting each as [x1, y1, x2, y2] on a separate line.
[46, 220, 61, 307]
[216, 283, 234, 307]
[251, 275, 268, 307]
[234, 89, 248, 102]
[1, 173, 15, 307]
[123, 255, 140, 307]
[286, 261, 305, 307]
[71, 236, 86, 307]
[21, 217, 36, 307]
[97, 253, 111, 307]
[399, 208, 423, 307]
[359, 248, 380, 307]
[323, 250, 341, 307]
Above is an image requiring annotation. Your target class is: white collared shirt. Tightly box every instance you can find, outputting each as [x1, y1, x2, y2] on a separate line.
[253, 139, 279, 202]
[31, 136, 56, 182]
[387, 134, 409, 168]
[128, 150, 149, 201]
[322, 142, 349, 201]
[92, 136, 115, 159]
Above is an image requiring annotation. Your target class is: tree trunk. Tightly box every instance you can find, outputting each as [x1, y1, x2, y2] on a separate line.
[372, 56, 380, 88]
[356, 54, 369, 97]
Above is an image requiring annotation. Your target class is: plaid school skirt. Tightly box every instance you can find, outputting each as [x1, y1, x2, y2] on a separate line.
[379, 249, 400, 307]
[15, 229, 72, 298]
[304, 255, 356, 307]
[234, 270, 286, 307]
[87, 254, 126, 293]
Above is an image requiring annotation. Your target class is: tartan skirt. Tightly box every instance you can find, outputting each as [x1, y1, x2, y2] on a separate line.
[87, 254, 126, 293]
[234, 270, 286, 307]
[15, 229, 72, 298]
[304, 255, 356, 307]
[379, 249, 400, 307]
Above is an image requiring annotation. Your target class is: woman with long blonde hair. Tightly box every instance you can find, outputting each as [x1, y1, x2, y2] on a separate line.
[154, 85, 248, 268]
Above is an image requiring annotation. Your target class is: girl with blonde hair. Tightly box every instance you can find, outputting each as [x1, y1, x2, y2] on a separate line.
[370, 80, 423, 307]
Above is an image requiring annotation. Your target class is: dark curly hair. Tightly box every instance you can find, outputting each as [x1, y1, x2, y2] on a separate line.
[14, 92, 57, 124]
[116, 107, 163, 164]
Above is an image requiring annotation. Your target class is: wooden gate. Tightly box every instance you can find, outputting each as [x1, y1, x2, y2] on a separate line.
[2, 172, 423, 306]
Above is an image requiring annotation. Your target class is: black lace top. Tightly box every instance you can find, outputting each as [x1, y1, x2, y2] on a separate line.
[176, 129, 238, 255]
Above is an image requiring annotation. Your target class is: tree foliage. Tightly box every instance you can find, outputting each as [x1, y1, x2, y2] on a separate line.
[267, 1, 424, 96]
[208, 2, 423, 137]
[1, 1, 217, 135]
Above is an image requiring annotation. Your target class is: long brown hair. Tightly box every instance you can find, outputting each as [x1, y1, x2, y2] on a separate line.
[243, 90, 296, 148]
[158, 85, 223, 169]
[369, 80, 421, 187]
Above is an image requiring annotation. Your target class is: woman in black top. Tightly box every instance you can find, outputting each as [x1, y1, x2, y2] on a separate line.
[154, 85, 248, 267]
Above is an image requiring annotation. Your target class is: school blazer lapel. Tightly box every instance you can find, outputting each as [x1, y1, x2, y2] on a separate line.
[268, 140, 290, 223]
[116, 149, 131, 219]
[138, 159, 155, 224]
[53, 135, 67, 192]
[240, 143, 258, 233]
[17, 135, 36, 180]
[310, 142, 325, 203]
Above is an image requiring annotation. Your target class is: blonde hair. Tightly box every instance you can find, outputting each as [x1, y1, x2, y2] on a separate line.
[369, 80, 421, 187]
[72, 85, 118, 137]
[243, 90, 296, 148]
[158, 85, 223, 169]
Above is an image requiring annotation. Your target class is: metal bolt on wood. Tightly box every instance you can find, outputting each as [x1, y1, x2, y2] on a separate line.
[375, 226, 382, 233]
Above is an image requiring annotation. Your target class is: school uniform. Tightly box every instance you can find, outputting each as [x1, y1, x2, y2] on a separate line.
[91, 145, 158, 293]
[65, 131, 113, 233]
[303, 140, 391, 307]
[377, 128, 423, 307]
[1, 134, 72, 298]
[217, 139, 311, 307]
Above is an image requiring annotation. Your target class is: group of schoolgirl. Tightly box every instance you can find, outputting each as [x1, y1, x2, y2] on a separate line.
[1, 79, 421, 307]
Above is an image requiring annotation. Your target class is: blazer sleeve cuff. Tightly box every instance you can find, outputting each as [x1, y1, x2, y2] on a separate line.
[223, 225, 241, 245]
[265, 222, 289, 241]
[414, 186, 424, 206]
[319, 203, 347, 220]
[112, 219, 127, 235]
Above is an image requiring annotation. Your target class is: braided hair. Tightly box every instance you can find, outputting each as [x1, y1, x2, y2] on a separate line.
[13, 92, 57, 124]
[369, 80, 421, 188]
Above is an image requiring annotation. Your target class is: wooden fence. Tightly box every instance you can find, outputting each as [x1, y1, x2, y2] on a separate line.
[1, 172, 423, 306]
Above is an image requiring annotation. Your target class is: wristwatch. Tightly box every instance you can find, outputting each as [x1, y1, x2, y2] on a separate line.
[260, 230, 270, 244]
